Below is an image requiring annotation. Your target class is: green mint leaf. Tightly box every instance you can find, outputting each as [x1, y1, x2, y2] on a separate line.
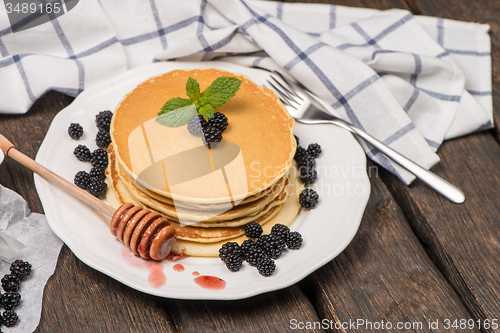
[185, 77, 201, 102]
[156, 104, 197, 127]
[158, 97, 193, 116]
[198, 104, 214, 119]
[201, 76, 242, 109]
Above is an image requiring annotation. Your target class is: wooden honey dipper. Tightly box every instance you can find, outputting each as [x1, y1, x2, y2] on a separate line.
[0, 134, 176, 261]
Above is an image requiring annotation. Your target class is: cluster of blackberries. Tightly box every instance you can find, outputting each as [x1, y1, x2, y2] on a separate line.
[70, 111, 112, 198]
[0, 260, 32, 328]
[294, 140, 321, 185]
[73, 148, 108, 198]
[294, 136, 320, 209]
[187, 113, 228, 148]
[67, 111, 113, 149]
[219, 222, 302, 277]
[95, 110, 113, 149]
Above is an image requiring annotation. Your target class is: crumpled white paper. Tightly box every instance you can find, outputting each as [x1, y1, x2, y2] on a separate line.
[0, 185, 63, 333]
[0, 232, 25, 259]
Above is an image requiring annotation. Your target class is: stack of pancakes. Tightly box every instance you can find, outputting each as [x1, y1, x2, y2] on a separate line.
[105, 68, 303, 257]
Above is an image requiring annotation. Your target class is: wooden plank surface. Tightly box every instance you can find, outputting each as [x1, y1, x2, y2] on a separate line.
[164, 286, 324, 333]
[381, 133, 500, 327]
[37, 247, 177, 333]
[302, 171, 475, 332]
[376, 0, 500, 327]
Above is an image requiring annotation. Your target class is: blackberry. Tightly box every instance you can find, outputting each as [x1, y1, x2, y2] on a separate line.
[271, 224, 290, 242]
[10, 260, 31, 280]
[87, 178, 107, 198]
[218, 242, 242, 262]
[256, 234, 270, 249]
[89, 167, 106, 181]
[74, 171, 91, 190]
[187, 115, 208, 136]
[294, 146, 307, 162]
[299, 188, 319, 209]
[244, 245, 267, 267]
[73, 144, 91, 162]
[294, 135, 299, 146]
[240, 239, 256, 255]
[259, 234, 285, 259]
[1, 292, 20, 310]
[91, 149, 108, 170]
[68, 123, 83, 139]
[307, 143, 322, 158]
[287, 231, 303, 250]
[256, 258, 276, 277]
[1, 275, 19, 293]
[2, 310, 18, 327]
[225, 256, 243, 272]
[208, 112, 228, 132]
[95, 110, 113, 132]
[244, 222, 263, 239]
[201, 126, 222, 148]
[300, 168, 317, 185]
[95, 129, 111, 149]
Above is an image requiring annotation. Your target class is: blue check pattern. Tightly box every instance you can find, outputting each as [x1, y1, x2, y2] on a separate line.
[0, 0, 492, 184]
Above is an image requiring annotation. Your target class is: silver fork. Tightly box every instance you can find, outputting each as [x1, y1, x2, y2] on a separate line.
[266, 72, 465, 204]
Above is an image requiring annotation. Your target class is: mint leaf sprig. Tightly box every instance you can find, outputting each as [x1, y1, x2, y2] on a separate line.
[156, 76, 242, 127]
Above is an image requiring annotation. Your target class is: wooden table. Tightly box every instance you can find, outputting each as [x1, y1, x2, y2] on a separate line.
[0, 0, 499, 331]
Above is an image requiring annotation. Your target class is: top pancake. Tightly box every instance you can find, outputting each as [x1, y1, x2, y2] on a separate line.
[111, 68, 296, 204]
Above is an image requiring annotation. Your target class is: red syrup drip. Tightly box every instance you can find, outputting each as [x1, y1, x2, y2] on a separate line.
[194, 275, 226, 291]
[192, 271, 200, 277]
[166, 253, 190, 261]
[121, 248, 166, 288]
[173, 264, 184, 272]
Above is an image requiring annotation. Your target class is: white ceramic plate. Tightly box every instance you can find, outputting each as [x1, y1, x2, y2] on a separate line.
[34, 62, 370, 300]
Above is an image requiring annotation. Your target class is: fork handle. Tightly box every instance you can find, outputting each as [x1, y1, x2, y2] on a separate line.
[302, 94, 465, 203]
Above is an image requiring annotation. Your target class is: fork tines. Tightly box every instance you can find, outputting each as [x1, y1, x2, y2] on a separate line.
[266, 80, 298, 109]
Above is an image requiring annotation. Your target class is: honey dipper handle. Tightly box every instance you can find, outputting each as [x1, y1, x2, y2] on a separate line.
[0, 134, 115, 218]
[0, 133, 14, 156]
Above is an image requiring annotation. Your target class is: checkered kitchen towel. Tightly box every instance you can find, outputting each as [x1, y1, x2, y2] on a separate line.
[0, 0, 492, 184]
